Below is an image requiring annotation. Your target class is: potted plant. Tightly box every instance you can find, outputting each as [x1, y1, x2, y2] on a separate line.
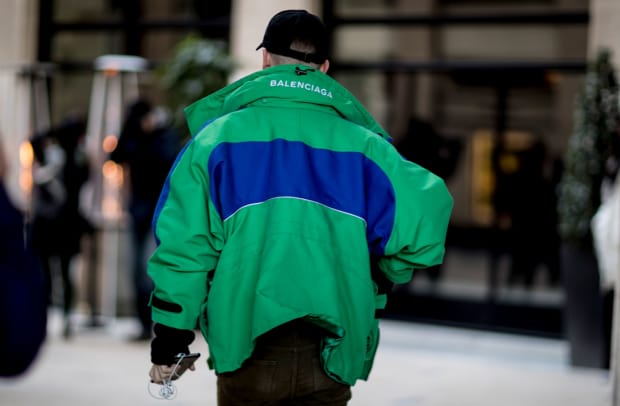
[157, 35, 235, 139]
[556, 48, 619, 368]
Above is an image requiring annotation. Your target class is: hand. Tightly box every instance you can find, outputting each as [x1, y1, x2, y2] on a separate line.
[150, 364, 173, 384]
[149, 363, 195, 384]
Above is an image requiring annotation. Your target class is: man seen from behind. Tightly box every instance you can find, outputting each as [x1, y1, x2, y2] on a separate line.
[148, 9, 453, 405]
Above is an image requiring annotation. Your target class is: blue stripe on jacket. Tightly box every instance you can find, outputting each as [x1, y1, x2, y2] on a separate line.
[152, 140, 193, 245]
[152, 116, 219, 245]
[208, 139, 395, 255]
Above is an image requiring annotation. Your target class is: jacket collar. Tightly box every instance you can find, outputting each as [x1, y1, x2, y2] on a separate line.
[184, 64, 391, 141]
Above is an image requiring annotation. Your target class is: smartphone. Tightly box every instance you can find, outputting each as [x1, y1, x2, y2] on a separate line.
[170, 352, 200, 380]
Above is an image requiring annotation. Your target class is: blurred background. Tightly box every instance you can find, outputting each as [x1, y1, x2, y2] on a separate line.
[1, 0, 620, 397]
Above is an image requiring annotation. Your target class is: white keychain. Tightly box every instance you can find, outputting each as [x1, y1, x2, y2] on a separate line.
[148, 352, 200, 400]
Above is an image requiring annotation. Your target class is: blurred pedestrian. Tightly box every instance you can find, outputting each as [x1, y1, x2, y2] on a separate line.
[0, 136, 47, 375]
[110, 100, 180, 341]
[503, 140, 560, 288]
[147, 9, 453, 405]
[30, 117, 90, 339]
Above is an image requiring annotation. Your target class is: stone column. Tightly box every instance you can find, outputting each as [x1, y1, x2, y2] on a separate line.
[230, 0, 322, 81]
[589, 0, 620, 67]
[0, 0, 39, 208]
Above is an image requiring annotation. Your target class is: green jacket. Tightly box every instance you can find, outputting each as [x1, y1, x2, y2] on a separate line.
[148, 64, 453, 385]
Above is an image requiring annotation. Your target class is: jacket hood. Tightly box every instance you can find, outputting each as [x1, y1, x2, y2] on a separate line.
[184, 64, 391, 141]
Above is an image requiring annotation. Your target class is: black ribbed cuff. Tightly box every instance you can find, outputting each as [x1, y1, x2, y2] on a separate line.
[150, 323, 195, 365]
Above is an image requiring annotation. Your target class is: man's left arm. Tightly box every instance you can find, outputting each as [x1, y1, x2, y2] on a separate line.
[378, 156, 454, 284]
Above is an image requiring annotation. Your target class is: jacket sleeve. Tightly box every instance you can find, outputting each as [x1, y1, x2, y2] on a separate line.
[377, 145, 454, 284]
[148, 139, 224, 330]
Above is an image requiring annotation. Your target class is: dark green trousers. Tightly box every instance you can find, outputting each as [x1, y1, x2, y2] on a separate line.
[217, 320, 352, 406]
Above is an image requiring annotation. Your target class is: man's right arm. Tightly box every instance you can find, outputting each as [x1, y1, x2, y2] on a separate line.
[376, 145, 454, 284]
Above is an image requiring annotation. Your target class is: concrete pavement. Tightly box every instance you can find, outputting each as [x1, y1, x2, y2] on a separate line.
[0, 311, 612, 406]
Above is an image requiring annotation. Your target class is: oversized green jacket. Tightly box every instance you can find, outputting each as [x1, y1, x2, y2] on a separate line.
[148, 64, 453, 385]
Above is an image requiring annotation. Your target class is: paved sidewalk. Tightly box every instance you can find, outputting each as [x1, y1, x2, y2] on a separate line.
[0, 312, 612, 406]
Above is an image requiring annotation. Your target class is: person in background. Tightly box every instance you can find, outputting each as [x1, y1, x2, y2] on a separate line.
[110, 100, 181, 341]
[148, 9, 453, 405]
[30, 117, 90, 339]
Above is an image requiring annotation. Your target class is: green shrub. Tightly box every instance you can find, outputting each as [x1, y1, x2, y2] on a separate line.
[557, 49, 619, 247]
[157, 35, 235, 137]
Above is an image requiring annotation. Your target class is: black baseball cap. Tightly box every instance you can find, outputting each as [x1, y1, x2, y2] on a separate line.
[256, 10, 328, 64]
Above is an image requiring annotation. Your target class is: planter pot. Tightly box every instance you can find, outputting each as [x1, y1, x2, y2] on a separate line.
[561, 242, 607, 368]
